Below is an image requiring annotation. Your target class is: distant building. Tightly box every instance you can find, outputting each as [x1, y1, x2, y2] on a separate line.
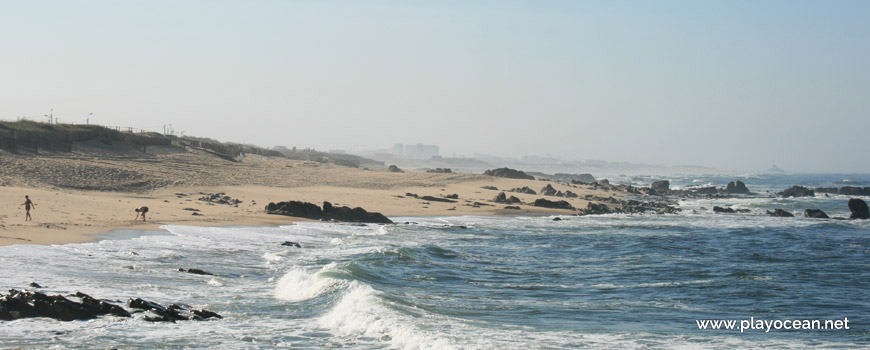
[392, 143, 439, 159]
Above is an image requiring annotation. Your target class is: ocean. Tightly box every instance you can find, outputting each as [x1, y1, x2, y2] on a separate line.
[1, 174, 868, 349]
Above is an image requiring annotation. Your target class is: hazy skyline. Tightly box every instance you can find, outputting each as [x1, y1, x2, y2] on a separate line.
[2, 1, 868, 173]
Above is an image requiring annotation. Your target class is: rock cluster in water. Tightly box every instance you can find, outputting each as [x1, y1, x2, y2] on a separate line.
[0, 289, 220, 323]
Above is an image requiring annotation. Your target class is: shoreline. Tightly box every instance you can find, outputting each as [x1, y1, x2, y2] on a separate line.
[0, 179, 610, 246]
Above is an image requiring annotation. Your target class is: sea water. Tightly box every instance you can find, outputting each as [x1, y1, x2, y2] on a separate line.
[1, 174, 869, 349]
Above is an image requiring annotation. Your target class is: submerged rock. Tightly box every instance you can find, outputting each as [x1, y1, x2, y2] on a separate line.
[766, 209, 794, 217]
[713, 206, 750, 214]
[804, 209, 830, 219]
[178, 268, 213, 276]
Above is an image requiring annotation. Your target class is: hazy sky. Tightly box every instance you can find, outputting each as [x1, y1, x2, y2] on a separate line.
[2, 1, 868, 173]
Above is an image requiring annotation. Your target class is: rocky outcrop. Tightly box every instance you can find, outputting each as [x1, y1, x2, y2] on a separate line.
[766, 209, 794, 217]
[387, 165, 403, 173]
[650, 180, 670, 194]
[484, 167, 535, 180]
[532, 198, 574, 210]
[848, 198, 870, 219]
[0, 289, 218, 323]
[509, 187, 537, 195]
[281, 241, 301, 248]
[493, 192, 521, 204]
[724, 181, 750, 194]
[778, 185, 814, 198]
[265, 201, 393, 224]
[804, 209, 829, 219]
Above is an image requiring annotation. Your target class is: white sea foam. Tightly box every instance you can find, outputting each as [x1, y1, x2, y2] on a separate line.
[274, 263, 344, 302]
[317, 281, 456, 350]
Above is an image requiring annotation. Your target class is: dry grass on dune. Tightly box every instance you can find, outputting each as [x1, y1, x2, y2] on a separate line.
[0, 142, 488, 192]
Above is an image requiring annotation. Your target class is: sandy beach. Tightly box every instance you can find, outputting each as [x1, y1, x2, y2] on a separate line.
[0, 145, 626, 246]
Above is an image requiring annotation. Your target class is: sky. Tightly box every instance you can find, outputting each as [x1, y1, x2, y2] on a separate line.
[2, 0, 869, 173]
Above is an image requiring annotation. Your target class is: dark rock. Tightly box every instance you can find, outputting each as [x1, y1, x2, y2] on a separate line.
[0, 289, 130, 322]
[481, 186, 498, 191]
[598, 179, 610, 185]
[838, 186, 868, 196]
[426, 168, 452, 173]
[552, 217, 562, 221]
[183, 208, 199, 212]
[178, 268, 214, 276]
[713, 206, 750, 214]
[725, 181, 750, 194]
[420, 196, 457, 203]
[504, 206, 521, 210]
[28, 282, 43, 288]
[281, 241, 301, 248]
[778, 185, 814, 198]
[444, 194, 459, 199]
[804, 209, 830, 219]
[564, 190, 579, 198]
[198, 192, 242, 206]
[191, 309, 222, 320]
[405, 193, 419, 198]
[266, 200, 392, 224]
[483, 167, 535, 180]
[693, 187, 718, 195]
[766, 209, 794, 217]
[493, 192, 521, 204]
[814, 187, 839, 194]
[509, 186, 537, 195]
[532, 198, 574, 210]
[540, 184, 558, 196]
[848, 198, 870, 219]
[583, 203, 612, 215]
[650, 180, 670, 194]
[387, 165, 403, 173]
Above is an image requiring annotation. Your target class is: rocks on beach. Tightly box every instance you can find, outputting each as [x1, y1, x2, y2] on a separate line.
[532, 198, 574, 210]
[493, 192, 521, 204]
[265, 201, 393, 224]
[484, 167, 535, 180]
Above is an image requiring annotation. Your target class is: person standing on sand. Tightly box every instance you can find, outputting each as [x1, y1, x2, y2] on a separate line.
[134, 206, 149, 222]
[20, 195, 36, 221]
